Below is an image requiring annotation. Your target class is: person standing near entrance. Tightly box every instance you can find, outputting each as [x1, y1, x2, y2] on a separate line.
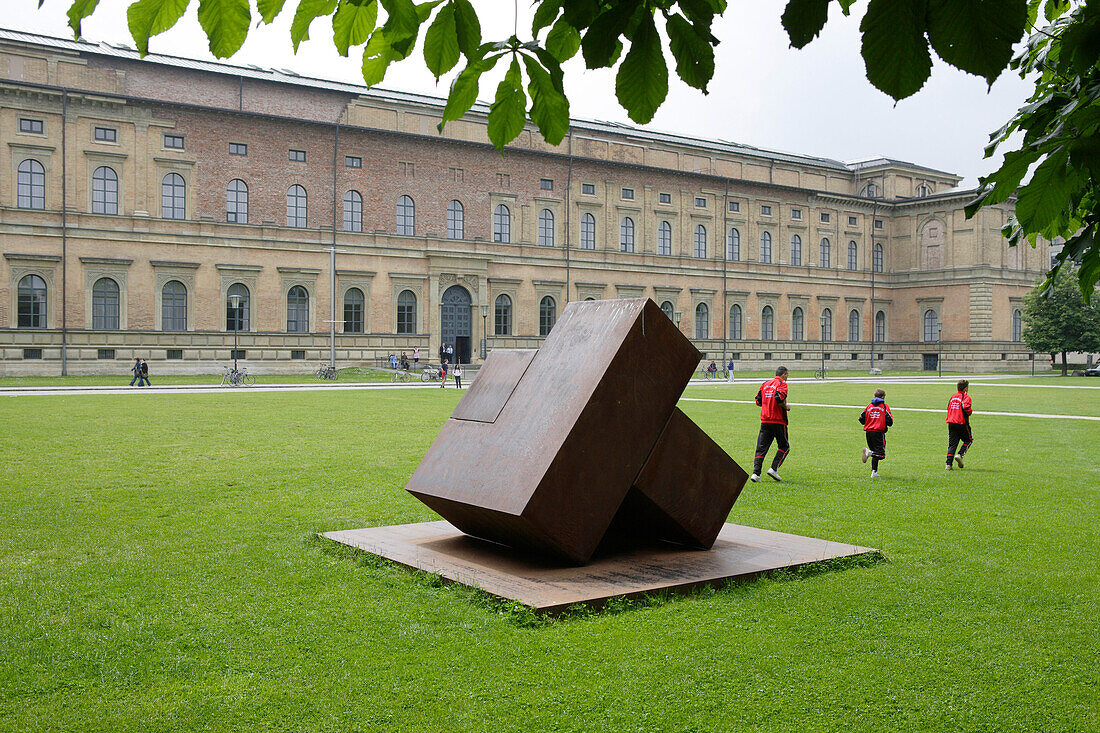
[445, 343, 454, 364]
[453, 364, 462, 389]
[750, 366, 790, 482]
[945, 379, 973, 469]
[439, 343, 446, 364]
[413, 347, 420, 365]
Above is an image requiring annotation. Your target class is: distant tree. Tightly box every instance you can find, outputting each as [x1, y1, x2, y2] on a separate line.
[1022, 267, 1100, 375]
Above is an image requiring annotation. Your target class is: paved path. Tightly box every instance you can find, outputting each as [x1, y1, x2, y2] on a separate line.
[0, 382, 461, 397]
[680, 397, 1100, 421]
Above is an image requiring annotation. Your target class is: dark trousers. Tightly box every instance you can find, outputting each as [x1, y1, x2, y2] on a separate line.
[454, 375, 462, 388]
[866, 430, 886, 471]
[947, 423, 972, 464]
[754, 422, 790, 475]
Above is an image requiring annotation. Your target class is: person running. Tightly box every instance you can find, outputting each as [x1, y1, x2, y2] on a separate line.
[750, 366, 790, 482]
[859, 388, 893, 479]
[945, 379, 973, 469]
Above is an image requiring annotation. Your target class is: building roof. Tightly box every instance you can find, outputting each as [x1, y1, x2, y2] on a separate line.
[0, 27, 959, 179]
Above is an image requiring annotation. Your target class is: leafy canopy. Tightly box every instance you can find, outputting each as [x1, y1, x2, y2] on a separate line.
[1021, 265, 1100, 371]
[47, 0, 1100, 299]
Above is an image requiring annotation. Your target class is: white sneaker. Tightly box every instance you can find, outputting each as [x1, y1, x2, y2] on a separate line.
[766, 468, 782, 481]
[945, 464, 953, 470]
[861, 448, 871, 463]
[954, 455, 964, 468]
[749, 473, 760, 483]
[871, 470, 880, 478]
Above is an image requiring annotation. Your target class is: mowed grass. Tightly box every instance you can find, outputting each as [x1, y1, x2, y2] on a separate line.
[0, 383, 1097, 732]
[0, 367, 397, 387]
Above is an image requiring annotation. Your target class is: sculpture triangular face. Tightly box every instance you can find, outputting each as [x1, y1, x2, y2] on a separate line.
[405, 298, 747, 564]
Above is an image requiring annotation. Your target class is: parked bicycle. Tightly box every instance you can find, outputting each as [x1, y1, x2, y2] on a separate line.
[391, 369, 413, 383]
[221, 365, 255, 387]
[420, 364, 442, 382]
[315, 363, 337, 380]
[814, 367, 828, 380]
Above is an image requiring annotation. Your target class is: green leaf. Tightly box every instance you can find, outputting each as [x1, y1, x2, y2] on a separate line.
[666, 14, 714, 92]
[522, 55, 569, 144]
[781, 0, 830, 49]
[581, 2, 639, 69]
[545, 17, 581, 62]
[1015, 150, 1080, 237]
[452, 0, 481, 56]
[615, 13, 667, 124]
[487, 57, 527, 150]
[197, 0, 250, 58]
[532, 0, 562, 34]
[333, 0, 378, 56]
[438, 49, 500, 130]
[927, 0, 1027, 86]
[380, 0, 419, 43]
[965, 149, 1039, 216]
[67, 0, 101, 37]
[860, 0, 932, 100]
[291, 0, 338, 52]
[257, 0, 287, 24]
[126, 0, 190, 56]
[361, 28, 397, 84]
[423, 2, 460, 78]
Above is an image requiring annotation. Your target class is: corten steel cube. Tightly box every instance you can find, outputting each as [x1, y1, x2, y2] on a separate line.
[405, 298, 748, 564]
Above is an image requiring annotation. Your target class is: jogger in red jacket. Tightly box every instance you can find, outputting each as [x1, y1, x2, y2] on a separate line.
[750, 366, 790, 482]
[946, 379, 973, 469]
[858, 388, 893, 478]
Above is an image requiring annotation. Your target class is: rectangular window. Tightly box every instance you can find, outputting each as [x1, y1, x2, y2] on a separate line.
[824, 353, 832, 360]
[166, 349, 183, 360]
[794, 352, 802, 360]
[496, 172, 510, 188]
[875, 219, 884, 229]
[820, 212, 831, 223]
[345, 155, 362, 168]
[231, 349, 246, 360]
[289, 149, 306, 162]
[848, 215, 858, 226]
[659, 192, 671, 204]
[763, 352, 772, 360]
[540, 178, 553, 190]
[761, 205, 772, 216]
[852, 353, 859, 360]
[728, 201, 740, 212]
[695, 197, 707, 208]
[164, 134, 184, 149]
[730, 353, 740, 360]
[621, 188, 634, 200]
[581, 183, 595, 195]
[97, 349, 115, 360]
[791, 208, 802, 220]
[450, 167, 464, 182]
[94, 127, 117, 142]
[23, 348, 43, 359]
[19, 118, 44, 134]
[229, 142, 247, 155]
[291, 350, 306, 360]
[402, 161, 416, 178]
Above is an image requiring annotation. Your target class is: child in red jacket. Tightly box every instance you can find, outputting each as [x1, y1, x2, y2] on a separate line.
[945, 379, 973, 469]
[859, 388, 893, 479]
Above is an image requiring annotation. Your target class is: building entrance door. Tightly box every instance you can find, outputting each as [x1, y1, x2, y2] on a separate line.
[922, 354, 938, 372]
[441, 285, 472, 364]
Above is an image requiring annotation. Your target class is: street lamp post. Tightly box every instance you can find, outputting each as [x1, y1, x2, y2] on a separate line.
[229, 293, 241, 374]
[938, 321, 943, 378]
[481, 304, 488, 360]
[674, 311, 682, 330]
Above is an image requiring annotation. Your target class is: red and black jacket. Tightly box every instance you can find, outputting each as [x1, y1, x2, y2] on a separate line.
[755, 377, 788, 425]
[859, 398, 894, 432]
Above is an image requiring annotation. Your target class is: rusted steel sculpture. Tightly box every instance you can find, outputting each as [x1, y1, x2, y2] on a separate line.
[405, 298, 748, 564]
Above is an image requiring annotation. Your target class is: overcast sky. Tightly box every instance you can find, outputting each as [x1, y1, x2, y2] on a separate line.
[14, 0, 1033, 187]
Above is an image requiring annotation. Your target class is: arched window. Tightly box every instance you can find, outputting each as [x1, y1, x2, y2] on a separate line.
[92, 277, 119, 329]
[790, 234, 802, 266]
[848, 240, 858, 270]
[792, 307, 804, 341]
[917, 184, 931, 197]
[227, 179, 248, 223]
[161, 172, 186, 219]
[226, 282, 250, 332]
[17, 274, 47, 328]
[538, 209, 554, 247]
[17, 159, 45, 209]
[446, 200, 464, 239]
[396, 195, 415, 235]
[849, 309, 861, 341]
[539, 296, 557, 336]
[660, 300, 674, 320]
[875, 310, 886, 342]
[396, 289, 416, 334]
[761, 305, 774, 340]
[694, 224, 707, 258]
[821, 308, 833, 341]
[494, 293, 512, 336]
[865, 182, 878, 198]
[286, 185, 307, 227]
[924, 309, 939, 342]
[658, 221, 672, 255]
[873, 243, 884, 273]
[820, 237, 831, 268]
[620, 217, 635, 253]
[760, 231, 772, 263]
[286, 286, 309, 332]
[343, 190, 362, 232]
[1012, 309, 1023, 342]
[727, 228, 740, 261]
[580, 213, 596, 250]
[161, 280, 187, 331]
[493, 204, 511, 242]
[343, 287, 364, 333]
[92, 166, 118, 215]
[695, 303, 709, 339]
[729, 304, 743, 339]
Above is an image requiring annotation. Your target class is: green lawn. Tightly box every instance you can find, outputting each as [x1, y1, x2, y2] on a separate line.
[0, 366, 396, 387]
[0, 383, 1096, 731]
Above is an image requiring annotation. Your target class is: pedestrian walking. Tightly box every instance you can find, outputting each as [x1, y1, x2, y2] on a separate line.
[129, 358, 142, 387]
[140, 359, 151, 386]
[750, 366, 791, 482]
[859, 388, 893, 478]
[439, 359, 449, 388]
[945, 379, 974, 469]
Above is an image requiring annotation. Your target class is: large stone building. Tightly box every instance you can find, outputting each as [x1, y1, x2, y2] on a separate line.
[0, 28, 1044, 375]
